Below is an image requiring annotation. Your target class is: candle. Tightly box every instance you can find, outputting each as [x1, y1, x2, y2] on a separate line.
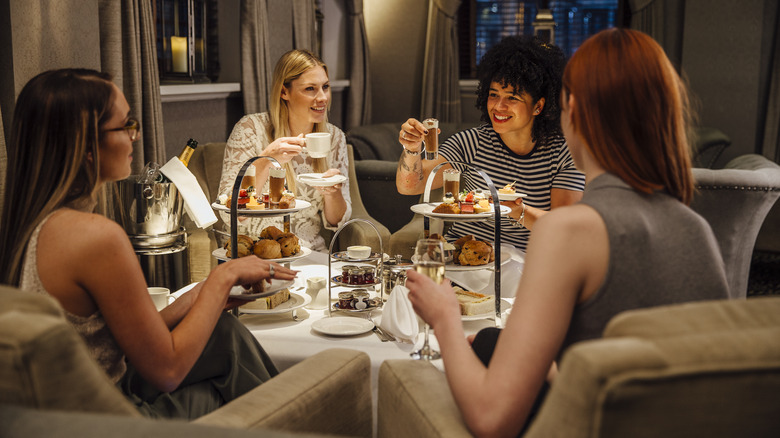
[171, 36, 187, 73]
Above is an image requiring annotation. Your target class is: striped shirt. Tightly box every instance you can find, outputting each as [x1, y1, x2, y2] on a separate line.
[438, 124, 585, 251]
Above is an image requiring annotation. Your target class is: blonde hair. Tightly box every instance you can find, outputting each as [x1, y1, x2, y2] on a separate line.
[267, 49, 331, 193]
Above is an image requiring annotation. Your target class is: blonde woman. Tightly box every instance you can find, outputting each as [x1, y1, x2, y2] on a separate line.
[218, 49, 351, 250]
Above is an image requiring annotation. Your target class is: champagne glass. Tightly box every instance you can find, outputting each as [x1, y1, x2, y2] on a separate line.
[410, 238, 445, 360]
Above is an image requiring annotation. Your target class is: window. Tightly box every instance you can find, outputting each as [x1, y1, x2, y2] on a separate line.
[458, 0, 619, 78]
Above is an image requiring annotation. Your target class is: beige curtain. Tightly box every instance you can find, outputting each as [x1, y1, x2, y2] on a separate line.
[98, 0, 166, 171]
[627, 0, 685, 70]
[241, 0, 273, 115]
[345, 0, 371, 129]
[421, 0, 462, 123]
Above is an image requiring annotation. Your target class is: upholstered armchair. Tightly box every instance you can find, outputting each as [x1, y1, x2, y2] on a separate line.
[0, 285, 372, 437]
[691, 154, 780, 298]
[377, 297, 780, 437]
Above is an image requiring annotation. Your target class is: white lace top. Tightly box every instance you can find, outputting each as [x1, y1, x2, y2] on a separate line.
[217, 113, 352, 251]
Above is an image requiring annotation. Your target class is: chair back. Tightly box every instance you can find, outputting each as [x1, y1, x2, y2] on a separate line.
[0, 285, 140, 416]
[525, 297, 780, 437]
[690, 154, 780, 298]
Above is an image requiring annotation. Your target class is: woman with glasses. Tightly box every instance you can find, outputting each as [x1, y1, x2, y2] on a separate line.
[0, 69, 296, 418]
[405, 29, 729, 436]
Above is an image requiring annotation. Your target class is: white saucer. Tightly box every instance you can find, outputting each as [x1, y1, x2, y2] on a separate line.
[311, 317, 375, 336]
[497, 192, 528, 202]
[298, 173, 348, 187]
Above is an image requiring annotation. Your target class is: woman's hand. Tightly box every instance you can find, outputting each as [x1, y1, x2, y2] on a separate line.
[314, 168, 344, 197]
[405, 269, 461, 329]
[220, 257, 298, 295]
[399, 118, 426, 154]
[500, 198, 525, 222]
[262, 134, 305, 165]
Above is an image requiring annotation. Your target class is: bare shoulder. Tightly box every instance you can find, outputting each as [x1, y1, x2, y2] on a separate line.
[42, 209, 131, 252]
[535, 203, 604, 238]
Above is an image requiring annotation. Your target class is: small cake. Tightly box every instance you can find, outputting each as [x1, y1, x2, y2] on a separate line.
[474, 199, 491, 214]
[278, 190, 296, 209]
[454, 287, 495, 316]
[224, 234, 254, 258]
[242, 288, 291, 310]
[246, 196, 265, 210]
[432, 193, 461, 214]
[499, 181, 516, 194]
[253, 239, 282, 259]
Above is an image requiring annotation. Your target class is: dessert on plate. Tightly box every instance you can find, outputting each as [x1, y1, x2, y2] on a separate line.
[453, 287, 495, 315]
[224, 226, 301, 260]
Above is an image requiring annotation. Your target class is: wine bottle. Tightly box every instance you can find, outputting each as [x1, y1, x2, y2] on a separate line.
[177, 138, 198, 167]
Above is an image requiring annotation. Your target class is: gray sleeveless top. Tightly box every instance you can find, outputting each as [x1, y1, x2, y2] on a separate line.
[20, 211, 127, 383]
[559, 173, 729, 358]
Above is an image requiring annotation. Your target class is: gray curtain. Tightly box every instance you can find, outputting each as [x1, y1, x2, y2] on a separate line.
[241, 0, 273, 115]
[292, 0, 317, 52]
[98, 0, 166, 171]
[345, 0, 371, 129]
[420, 0, 462, 123]
[627, 0, 685, 70]
[761, 11, 780, 162]
[0, 104, 5, 220]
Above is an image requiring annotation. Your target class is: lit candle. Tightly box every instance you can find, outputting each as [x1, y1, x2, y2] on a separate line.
[171, 36, 187, 73]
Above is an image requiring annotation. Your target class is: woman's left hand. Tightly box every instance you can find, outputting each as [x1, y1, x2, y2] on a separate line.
[314, 168, 343, 197]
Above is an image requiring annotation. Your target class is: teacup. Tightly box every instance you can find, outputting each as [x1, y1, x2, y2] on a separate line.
[148, 287, 174, 310]
[305, 132, 331, 158]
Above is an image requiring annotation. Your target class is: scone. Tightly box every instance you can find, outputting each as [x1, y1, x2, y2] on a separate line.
[458, 240, 492, 266]
[276, 232, 300, 257]
[253, 239, 282, 259]
[224, 234, 254, 258]
[260, 225, 284, 240]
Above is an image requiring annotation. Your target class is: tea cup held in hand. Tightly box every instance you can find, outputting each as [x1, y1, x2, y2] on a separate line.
[148, 287, 174, 311]
[304, 132, 331, 158]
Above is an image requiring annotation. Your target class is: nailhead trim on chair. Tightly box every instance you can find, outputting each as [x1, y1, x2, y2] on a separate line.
[696, 185, 780, 192]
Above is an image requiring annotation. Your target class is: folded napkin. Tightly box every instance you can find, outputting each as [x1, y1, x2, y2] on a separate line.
[160, 157, 217, 229]
[378, 285, 419, 344]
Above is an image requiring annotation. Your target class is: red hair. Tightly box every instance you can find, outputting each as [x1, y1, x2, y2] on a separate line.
[563, 28, 694, 204]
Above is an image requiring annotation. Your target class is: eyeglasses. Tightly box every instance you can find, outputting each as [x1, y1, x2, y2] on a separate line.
[103, 117, 140, 141]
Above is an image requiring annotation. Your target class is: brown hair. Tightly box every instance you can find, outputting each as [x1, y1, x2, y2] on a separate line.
[0, 69, 114, 286]
[562, 28, 695, 204]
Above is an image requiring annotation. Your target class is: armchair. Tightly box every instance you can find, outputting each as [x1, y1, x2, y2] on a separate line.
[377, 297, 780, 437]
[691, 153, 780, 298]
[0, 285, 372, 437]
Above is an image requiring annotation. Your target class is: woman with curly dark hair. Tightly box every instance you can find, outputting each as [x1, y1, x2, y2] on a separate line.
[396, 36, 584, 250]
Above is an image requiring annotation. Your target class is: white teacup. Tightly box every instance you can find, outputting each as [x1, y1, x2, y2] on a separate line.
[148, 287, 173, 311]
[305, 132, 331, 158]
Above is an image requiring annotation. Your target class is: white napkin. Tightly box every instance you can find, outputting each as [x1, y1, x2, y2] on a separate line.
[378, 285, 419, 344]
[160, 157, 217, 229]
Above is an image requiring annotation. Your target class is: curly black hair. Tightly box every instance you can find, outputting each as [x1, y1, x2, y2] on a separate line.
[475, 35, 566, 143]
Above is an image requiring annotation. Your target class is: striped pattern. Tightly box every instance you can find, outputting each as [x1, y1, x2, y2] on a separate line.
[439, 124, 585, 251]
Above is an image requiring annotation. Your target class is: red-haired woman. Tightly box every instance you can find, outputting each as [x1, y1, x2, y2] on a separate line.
[405, 28, 729, 437]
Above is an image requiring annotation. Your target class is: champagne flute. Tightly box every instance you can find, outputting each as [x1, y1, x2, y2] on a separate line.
[410, 238, 445, 360]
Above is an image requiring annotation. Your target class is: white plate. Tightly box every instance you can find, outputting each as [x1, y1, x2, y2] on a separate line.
[211, 199, 312, 215]
[410, 202, 511, 221]
[297, 173, 348, 187]
[239, 292, 311, 314]
[446, 249, 512, 271]
[228, 279, 295, 300]
[331, 251, 382, 262]
[311, 317, 375, 336]
[497, 192, 528, 202]
[461, 298, 512, 321]
[212, 246, 313, 263]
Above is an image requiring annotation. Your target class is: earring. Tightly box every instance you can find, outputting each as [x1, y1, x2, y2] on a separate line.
[534, 109, 540, 115]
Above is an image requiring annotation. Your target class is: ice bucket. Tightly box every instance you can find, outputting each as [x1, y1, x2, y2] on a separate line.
[110, 176, 184, 237]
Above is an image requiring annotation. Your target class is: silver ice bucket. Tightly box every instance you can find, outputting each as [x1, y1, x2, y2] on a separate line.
[109, 176, 184, 240]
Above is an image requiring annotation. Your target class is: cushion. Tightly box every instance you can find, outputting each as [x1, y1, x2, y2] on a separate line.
[0, 287, 139, 416]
